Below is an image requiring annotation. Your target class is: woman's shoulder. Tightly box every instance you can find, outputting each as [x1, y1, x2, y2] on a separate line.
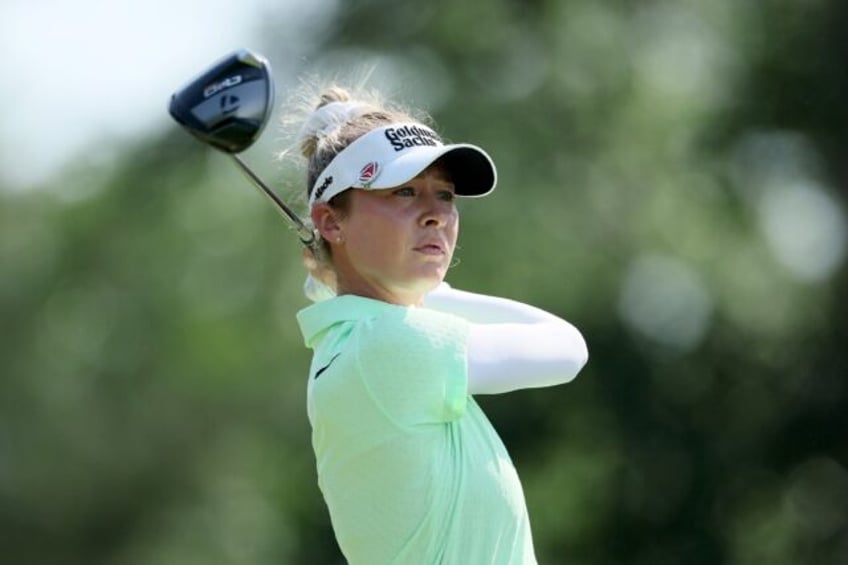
[353, 305, 469, 356]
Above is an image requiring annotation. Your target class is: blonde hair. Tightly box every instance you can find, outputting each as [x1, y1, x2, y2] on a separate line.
[279, 79, 436, 259]
[280, 79, 438, 189]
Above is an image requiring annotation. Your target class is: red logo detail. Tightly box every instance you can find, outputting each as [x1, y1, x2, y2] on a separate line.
[358, 162, 379, 186]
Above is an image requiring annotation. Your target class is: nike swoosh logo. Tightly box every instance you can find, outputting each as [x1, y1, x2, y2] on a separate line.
[314, 353, 341, 380]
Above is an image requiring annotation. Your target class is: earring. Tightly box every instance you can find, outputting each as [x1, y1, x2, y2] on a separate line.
[336, 236, 344, 244]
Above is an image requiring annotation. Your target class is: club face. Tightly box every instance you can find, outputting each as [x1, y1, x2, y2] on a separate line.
[168, 49, 274, 154]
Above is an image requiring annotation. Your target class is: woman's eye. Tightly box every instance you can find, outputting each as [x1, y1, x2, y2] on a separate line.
[394, 187, 415, 196]
[439, 190, 456, 202]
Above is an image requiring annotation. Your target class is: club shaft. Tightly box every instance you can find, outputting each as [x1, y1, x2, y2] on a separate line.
[230, 154, 314, 246]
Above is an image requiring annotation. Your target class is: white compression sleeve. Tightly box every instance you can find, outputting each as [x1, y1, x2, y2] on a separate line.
[423, 284, 589, 395]
[424, 283, 563, 324]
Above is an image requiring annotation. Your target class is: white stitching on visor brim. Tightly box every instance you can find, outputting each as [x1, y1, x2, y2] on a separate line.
[308, 123, 496, 207]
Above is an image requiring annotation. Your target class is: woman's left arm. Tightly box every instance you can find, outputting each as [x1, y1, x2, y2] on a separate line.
[424, 284, 588, 394]
[466, 320, 587, 394]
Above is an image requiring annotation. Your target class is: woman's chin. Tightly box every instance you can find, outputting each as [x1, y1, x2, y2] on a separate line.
[413, 267, 448, 288]
[392, 272, 446, 302]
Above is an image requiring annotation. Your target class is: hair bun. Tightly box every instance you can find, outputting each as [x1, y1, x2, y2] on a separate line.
[298, 100, 371, 158]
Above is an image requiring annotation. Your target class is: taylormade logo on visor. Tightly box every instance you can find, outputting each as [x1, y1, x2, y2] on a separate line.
[385, 125, 439, 151]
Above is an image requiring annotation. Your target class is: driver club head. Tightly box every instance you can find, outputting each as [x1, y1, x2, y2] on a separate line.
[168, 49, 274, 154]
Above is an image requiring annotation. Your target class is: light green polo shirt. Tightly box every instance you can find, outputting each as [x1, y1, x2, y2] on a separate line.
[297, 295, 537, 565]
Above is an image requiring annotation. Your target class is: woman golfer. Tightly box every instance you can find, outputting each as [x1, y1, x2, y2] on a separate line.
[292, 86, 588, 564]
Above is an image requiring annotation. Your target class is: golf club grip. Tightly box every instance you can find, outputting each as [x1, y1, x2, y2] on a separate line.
[230, 154, 315, 246]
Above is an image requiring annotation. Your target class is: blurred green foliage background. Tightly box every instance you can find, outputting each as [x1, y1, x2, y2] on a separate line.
[2, 0, 847, 563]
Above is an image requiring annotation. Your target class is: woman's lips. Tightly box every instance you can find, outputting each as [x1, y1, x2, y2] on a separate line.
[414, 242, 446, 255]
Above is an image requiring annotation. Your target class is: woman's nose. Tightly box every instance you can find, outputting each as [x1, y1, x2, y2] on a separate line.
[420, 196, 454, 227]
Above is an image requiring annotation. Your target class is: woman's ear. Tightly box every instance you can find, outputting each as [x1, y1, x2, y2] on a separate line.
[311, 203, 343, 244]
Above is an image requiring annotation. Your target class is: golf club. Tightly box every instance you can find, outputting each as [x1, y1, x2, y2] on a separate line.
[168, 48, 314, 246]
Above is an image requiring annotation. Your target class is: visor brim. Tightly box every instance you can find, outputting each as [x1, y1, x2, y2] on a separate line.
[368, 143, 496, 197]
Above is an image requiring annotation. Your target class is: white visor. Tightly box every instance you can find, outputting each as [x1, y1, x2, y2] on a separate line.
[309, 122, 497, 207]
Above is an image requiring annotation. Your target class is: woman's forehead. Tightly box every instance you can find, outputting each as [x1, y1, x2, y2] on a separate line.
[416, 161, 454, 183]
